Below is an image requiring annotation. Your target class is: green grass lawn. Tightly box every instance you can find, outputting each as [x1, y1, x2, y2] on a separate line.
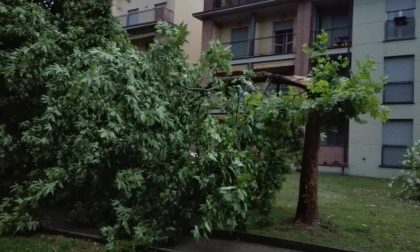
[0, 235, 104, 252]
[249, 172, 420, 252]
[1, 173, 419, 252]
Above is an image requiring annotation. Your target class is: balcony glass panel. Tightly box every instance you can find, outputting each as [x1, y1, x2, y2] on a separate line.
[117, 8, 174, 28]
[127, 10, 140, 26]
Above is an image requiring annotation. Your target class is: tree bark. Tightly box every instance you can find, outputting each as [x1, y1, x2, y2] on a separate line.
[294, 111, 321, 225]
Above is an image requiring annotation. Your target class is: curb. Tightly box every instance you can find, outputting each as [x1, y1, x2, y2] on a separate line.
[41, 226, 105, 244]
[42, 225, 179, 252]
[212, 230, 358, 252]
[42, 225, 357, 252]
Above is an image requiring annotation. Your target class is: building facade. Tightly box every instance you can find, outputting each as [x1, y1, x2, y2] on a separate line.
[194, 0, 420, 178]
[112, 0, 204, 62]
[348, 0, 420, 178]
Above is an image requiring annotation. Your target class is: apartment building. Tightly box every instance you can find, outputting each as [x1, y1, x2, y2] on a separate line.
[112, 0, 204, 62]
[193, 0, 353, 170]
[349, 0, 420, 178]
[194, 0, 420, 178]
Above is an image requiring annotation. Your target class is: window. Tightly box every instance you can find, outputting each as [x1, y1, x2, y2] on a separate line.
[382, 120, 413, 168]
[127, 9, 139, 26]
[273, 21, 293, 54]
[318, 11, 351, 48]
[265, 83, 289, 95]
[383, 56, 414, 104]
[321, 117, 346, 147]
[230, 27, 249, 59]
[385, 0, 416, 40]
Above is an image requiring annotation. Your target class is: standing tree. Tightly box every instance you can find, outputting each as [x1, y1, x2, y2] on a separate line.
[294, 33, 389, 225]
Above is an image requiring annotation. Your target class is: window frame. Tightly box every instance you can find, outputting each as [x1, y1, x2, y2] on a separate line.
[273, 29, 294, 55]
[380, 119, 413, 169]
[383, 55, 415, 104]
[384, 6, 416, 41]
[230, 26, 250, 59]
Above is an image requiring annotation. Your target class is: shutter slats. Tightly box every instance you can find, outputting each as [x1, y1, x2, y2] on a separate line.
[383, 121, 413, 146]
[384, 56, 414, 82]
[386, 0, 416, 12]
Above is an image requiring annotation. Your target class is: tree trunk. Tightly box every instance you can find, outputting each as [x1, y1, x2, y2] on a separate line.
[294, 111, 321, 225]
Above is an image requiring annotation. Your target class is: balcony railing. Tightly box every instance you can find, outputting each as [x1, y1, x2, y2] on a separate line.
[382, 145, 408, 168]
[313, 27, 352, 49]
[319, 146, 346, 166]
[385, 17, 415, 41]
[214, 0, 268, 10]
[117, 8, 174, 28]
[222, 34, 294, 59]
[383, 81, 414, 104]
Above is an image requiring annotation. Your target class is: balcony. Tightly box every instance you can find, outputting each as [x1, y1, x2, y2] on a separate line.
[385, 17, 416, 41]
[222, 33, 294, 60]
[194, 0, 286, 20]
[383, 81, 414, 104]
[117, 7, 174, 30]
[214, 0, 270, 10]
[313, 27, 352, 49]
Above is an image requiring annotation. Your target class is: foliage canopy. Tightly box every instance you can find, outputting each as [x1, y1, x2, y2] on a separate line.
[0, 1, 302, 250]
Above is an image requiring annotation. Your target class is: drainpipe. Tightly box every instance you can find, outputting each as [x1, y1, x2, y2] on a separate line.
[347, 0, 353, 60]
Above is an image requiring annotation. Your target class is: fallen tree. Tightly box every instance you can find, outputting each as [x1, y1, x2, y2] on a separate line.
[0, 1, 303, 250]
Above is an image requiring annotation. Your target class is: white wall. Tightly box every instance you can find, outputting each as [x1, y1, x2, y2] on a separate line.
[349, 0, 420, 178]
[173, 0, 204, 63]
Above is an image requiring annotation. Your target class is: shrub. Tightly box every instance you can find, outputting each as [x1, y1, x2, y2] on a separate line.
[391, 140, 420, 201]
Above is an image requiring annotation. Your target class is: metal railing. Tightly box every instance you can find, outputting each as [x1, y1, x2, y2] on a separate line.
[214, 0, 269, 10]
[383, 81, 414, 104]
[386, 8, 415, 20]
[117, 8, 174, 28]
[385, 17, 416, 41]
[222, 34, 295, 59]
[313, 26, 352, 49]
[382, 145, 408, 168]
[319, 146, 346, 166]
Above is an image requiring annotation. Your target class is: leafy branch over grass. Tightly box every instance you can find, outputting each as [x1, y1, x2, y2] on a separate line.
[0, 1, 303, 250]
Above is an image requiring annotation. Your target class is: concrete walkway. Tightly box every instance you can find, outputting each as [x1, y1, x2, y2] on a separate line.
[171, 237, 301, 252]
[43, 209, 302, 252]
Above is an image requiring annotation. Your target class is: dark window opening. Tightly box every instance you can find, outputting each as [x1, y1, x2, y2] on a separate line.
[321, 119, 346, 147]
[230, 27, 249, 59]
[274, 30, 294, 54]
